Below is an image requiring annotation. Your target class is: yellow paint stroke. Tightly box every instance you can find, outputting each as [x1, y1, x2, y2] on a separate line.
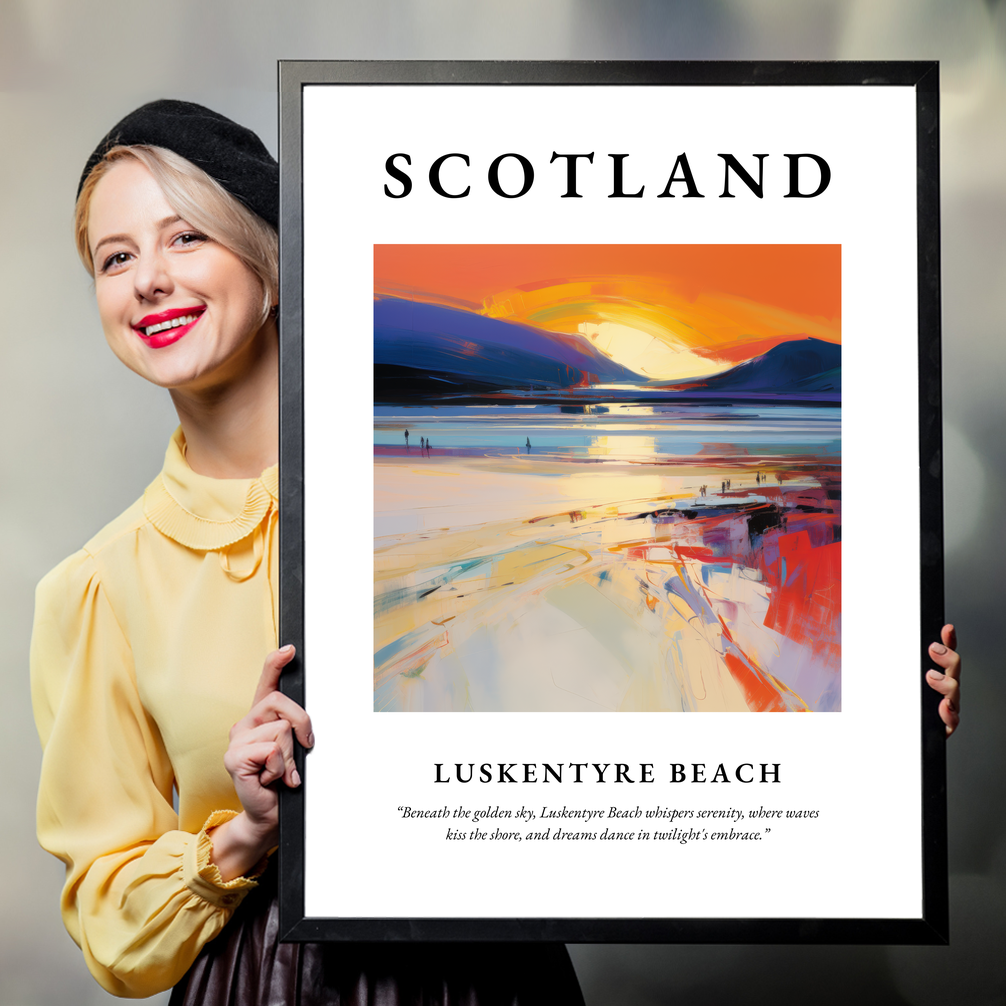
[481, 278, 840, 380]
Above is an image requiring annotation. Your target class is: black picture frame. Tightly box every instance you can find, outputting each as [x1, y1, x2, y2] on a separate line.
[277, 60, 945, 944]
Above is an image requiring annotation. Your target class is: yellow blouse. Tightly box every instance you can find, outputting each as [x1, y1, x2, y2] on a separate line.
[31, 429, 279, 998]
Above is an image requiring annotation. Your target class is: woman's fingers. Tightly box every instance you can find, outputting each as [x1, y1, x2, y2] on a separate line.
[926, 667, 959, 704]
[928, 646, 961, 680]
[928, 635, 961, 683]
[232, 689, 314, 750]
[218, 647, 309, 846]
[241, 644, 314, 749]
[254, 691, 314, 749]
[224, 645, 312, 810]
[230, 719, 302, 788]
[941, 698, 960, 736]
[224, 738, 287, 788]
[258, 742, 289, 787]
[924, 679, 960, 736]
[941, 623, 958, 653]
[252, 644, 296, 707]
[927, 623, 961, 737]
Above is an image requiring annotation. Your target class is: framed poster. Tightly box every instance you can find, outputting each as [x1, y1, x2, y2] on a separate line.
[277, 61, 946, 943]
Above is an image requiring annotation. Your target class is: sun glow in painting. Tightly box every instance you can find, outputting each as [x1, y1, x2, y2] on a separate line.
[374, 245, 841, 712]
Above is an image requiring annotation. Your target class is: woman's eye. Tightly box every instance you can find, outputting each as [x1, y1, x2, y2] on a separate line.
[173, 231, 208, 248]
[101, 251, 132, 273]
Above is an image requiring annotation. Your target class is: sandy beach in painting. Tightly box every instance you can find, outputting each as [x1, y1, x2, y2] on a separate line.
[374, 409, 840, 714]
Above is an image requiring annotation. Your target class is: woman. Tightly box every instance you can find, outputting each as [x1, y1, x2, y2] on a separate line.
[31, 100, 585, 1003]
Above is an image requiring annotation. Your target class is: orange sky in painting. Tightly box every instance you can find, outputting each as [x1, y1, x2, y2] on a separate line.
[374, 245, 840, 380]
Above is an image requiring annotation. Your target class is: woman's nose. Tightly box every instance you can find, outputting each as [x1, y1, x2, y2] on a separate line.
[133, 249, 173, 302]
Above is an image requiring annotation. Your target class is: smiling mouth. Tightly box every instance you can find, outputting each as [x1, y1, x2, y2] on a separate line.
[137, 309, 204, 338]
[132, 307, 206, 349]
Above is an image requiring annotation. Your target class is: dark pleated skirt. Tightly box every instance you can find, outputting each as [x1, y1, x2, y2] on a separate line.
[169, 869, 584, 1006]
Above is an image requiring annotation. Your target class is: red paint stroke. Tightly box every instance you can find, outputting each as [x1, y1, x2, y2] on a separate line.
[374, 245, 841, 322]
[763, 532, 841, 652]
[674, 546, 716, 561]
[723, 652, 789, 712]
[717, 613, 810, 712]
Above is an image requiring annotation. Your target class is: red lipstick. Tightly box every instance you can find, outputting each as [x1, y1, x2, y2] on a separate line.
[132, 306, 205, 349]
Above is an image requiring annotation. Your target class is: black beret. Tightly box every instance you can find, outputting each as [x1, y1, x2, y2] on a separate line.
[78, 99, 278, 228]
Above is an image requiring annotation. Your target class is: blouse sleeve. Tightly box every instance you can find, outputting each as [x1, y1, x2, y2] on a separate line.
[31, 549, 262, 998]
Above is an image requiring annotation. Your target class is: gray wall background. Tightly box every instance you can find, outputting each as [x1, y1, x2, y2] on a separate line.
[2, 2, 1003, 1003]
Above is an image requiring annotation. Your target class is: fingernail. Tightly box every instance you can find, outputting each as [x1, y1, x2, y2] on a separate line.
[292, 768, 301, 787]
[280, 644, 295, 654]
[927, 669, 944, 679]
[307, 732, 315, 748]
[931, 643, 947, 655]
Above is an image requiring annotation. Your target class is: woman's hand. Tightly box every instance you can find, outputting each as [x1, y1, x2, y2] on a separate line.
[926, 624, 961, 738]
[209, 645, 314, 881]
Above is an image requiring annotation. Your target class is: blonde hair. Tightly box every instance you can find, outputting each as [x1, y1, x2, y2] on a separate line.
[75, 145, 278, 323]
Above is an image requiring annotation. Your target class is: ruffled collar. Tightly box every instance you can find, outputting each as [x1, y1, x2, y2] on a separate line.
[143, 428, 278, 551]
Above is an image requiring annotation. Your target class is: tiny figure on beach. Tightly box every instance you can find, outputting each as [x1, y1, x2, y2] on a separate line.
[420, 436, 425, 451]
[526, 437, 531, 453]
[404, 429, 409, 448]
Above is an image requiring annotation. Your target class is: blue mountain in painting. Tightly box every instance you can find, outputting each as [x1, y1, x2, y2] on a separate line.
[374, 297, 841, 403]
[374, 297, 641, 399]
[670, 338, 842, 395]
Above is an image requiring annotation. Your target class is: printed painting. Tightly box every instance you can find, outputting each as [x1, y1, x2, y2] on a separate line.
[374, 245, 840, 713]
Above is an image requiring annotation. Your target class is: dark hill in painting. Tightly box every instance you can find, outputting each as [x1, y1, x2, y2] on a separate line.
[374, 297, 640, 401]
[674, 338, 841, 395]
[374, 297, 841, 404]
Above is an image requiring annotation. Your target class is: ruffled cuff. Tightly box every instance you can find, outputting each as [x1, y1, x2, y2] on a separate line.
[182, 810, 269, 910]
